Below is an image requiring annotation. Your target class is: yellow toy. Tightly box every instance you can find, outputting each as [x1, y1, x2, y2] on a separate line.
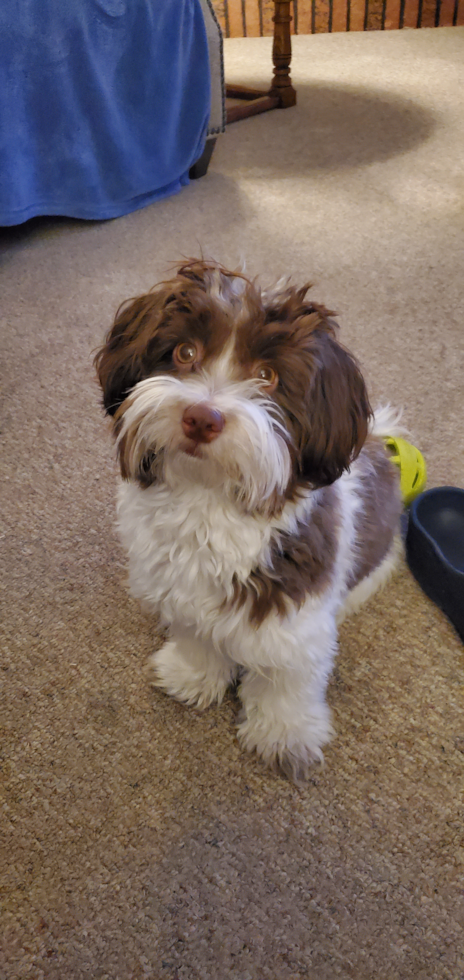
[385, 436, 427, 507]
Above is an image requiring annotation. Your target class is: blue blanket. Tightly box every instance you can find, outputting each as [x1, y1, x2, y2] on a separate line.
[0, 0, 211, 225]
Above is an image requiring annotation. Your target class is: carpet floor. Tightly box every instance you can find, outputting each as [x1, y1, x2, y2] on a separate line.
[1, 27, 463, 980]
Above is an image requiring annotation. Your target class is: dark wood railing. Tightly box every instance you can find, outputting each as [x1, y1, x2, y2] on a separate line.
[214, 0, 463, 35]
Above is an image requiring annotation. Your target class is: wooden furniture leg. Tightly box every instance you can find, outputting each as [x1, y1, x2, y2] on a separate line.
[189, 138, 217, 178]
[226, 0, 297, 124]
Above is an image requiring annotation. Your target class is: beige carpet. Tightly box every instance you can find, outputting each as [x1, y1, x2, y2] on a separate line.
[1, 27, 464, 980]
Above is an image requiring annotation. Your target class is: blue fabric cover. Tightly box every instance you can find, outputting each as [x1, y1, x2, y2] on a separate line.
[0, 0, 211, 225]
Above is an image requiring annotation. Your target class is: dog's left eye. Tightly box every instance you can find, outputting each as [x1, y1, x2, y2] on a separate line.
[174, 342, 198, 366]
[255, 365, 278, 390]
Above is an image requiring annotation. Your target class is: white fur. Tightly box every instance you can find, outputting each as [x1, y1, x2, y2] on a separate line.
[118, 374, 291, 511]
[116, 397, 403, 779]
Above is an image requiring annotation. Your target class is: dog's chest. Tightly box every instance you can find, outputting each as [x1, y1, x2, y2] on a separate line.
[117, 482, 271, 620]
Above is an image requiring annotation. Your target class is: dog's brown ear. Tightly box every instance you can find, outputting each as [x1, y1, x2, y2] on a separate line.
[300, 332, 372, 487]
[94, 293, 163, 416]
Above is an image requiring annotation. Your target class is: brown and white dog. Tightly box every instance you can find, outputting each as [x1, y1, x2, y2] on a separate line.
[95, 259, 402, 780]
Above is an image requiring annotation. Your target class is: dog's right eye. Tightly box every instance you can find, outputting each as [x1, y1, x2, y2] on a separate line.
[254, 364, 279, 392]
[173, 342, 198, 366]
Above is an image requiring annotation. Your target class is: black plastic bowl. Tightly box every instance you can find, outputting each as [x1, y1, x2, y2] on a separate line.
[406, 487, 464, 642]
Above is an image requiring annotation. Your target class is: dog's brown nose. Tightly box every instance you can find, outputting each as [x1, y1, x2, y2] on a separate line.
[182, 404, 225, 444]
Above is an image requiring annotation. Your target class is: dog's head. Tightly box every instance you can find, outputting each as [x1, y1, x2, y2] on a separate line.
[95, 260, 371, 511]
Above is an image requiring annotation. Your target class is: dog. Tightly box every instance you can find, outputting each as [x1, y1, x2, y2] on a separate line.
[95, 259, 403, 780]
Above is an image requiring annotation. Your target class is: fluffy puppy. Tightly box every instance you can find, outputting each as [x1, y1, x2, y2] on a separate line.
[95, 259, 402, 780]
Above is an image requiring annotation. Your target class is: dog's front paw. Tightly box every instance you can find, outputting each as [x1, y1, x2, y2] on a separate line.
[237, 703, 333, 782]
[148, 641, 230, 709]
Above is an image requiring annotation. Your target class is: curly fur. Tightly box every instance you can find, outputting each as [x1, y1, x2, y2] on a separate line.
[96, 260, 403, 781]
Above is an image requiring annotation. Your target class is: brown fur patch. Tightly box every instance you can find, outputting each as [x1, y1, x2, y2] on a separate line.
[113, 402, 160, 488]
[232, 485, 339, 625]
[234, 283, 372, 491]
[347, 437, 402, 589]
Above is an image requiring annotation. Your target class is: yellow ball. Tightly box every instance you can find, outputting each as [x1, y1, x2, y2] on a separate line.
[384, 436, 427, 507]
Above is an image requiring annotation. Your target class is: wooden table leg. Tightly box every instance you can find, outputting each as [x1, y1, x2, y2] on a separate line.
[226, 0, 297, 124]
[269, 0, 297, 107]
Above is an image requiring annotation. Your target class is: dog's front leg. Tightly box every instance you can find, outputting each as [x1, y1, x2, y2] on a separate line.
[148, 628, 236, 709]
[235, 607, 337, 781]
